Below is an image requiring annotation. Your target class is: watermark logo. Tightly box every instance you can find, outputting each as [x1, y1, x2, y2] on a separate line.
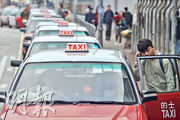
[7, 85, 56, 117]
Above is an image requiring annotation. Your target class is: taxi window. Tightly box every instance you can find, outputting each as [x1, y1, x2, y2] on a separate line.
[15, 63, 136, 103]
[38, 30, 88, 36]
[27, 20, 53, 33]
[29, 42, 100, 56]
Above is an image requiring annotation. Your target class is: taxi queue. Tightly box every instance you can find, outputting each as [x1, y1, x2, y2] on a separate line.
[0, 8, 180, 120]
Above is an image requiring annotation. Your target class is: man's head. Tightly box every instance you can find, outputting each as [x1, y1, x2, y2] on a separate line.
[58, 3, 63, 10]
[89, 7, 93, 13]
[64, 11, 68, 17]
[107, 5, 111, 11]
[137, 39, 155, 56]
[124, 7, 128, 11]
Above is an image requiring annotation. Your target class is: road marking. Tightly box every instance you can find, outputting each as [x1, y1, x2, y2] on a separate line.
[14, 33, 24, 75]
[0, 84, 7, 89]
[18, 33, 24, 60]
[0, 56, 8, 80]
[10, 56, 16, 60]
[7, 68, 13, 72]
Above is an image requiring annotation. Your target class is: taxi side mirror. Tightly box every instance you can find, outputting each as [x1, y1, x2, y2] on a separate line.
[11, 60, 22, 67]
[142, 90, 157, 103]
[0, 91, 6, 103]
[25, 36, 32, 41]
[20, 28, 26, 33]
[23, 42, 30, 49]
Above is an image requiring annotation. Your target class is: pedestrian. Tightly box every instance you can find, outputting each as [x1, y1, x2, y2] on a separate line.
[115, 11, 127, 46]
[85, 5, 91, 22]
[134, 39, 176, 92]
[103, 5, 114, 40]
[123, 7, 132, 28]
[64, 10, 73, 22]
[21, 4, 30, 20]
[85, 7, 95, 25]
[95, 7, 99, 31]
[58, 3, 64, 18]
[176, 11, 180, 55]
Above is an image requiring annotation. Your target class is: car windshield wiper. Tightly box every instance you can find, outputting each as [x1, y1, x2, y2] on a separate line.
[15, 100, 74, 106]
[72, 100, 135, 105]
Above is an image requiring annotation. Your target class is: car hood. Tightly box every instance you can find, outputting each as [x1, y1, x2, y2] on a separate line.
[4, 105, 138, 120]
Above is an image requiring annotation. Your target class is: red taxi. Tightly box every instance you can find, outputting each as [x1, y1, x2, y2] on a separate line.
[1, 44, 178, 120]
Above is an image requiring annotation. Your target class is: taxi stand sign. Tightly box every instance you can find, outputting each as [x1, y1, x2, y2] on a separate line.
[65, 43, 89, 52]
[59, 31, 74, 36]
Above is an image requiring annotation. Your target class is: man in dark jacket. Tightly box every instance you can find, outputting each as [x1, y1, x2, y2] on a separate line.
[123, 7, 132, 28]
[176, 11, 180, 55]
[103, 5, 114, 40]
[85, 7, 95, 25]
[58, 3, 64, 18]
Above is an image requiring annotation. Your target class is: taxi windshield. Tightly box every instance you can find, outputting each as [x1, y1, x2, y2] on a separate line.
[38, 30, 88, 36]
[15, 63, 136, 103]
[27, 20, 53, 33]
[29, 42, 100, 56]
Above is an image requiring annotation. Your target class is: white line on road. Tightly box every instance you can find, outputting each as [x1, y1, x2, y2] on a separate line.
[0, 56, 8, 81]
[7, 68, 13, 72]
[0, 84, 7, 89]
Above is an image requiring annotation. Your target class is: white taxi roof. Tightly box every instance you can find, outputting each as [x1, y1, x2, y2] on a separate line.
[32, 36, 99, 44]
[36, 22, 77, 29]
[31, 9, 56, 14]
[38, 25, 88, 32]
[27, 49, 125, 63]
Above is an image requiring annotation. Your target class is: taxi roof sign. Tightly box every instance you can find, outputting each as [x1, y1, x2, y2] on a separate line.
[58, 21, 68, 26]
[66, 43, 89, 52]
[59, 31, 74, 36]
[54, 18, 63, 22]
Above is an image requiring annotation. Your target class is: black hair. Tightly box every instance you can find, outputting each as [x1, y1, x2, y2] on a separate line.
[137, 39, 153, 52]
[107, 5, 111, 7]
[64, 11, 68, 14]
[59, 4, 63, 8]
[124, 7, 128, 11]
[115, 12, 118, 15]
[176, 11, 179, 16]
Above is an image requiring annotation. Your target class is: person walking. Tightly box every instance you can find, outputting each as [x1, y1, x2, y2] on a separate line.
[85, 7, 95, 25]
[123, 7, 132, 28]
[21, 4, 30, 20]
[115, 11, 127, 46]
[103, 5, 114, 40]
[95, 7, 99, 31]
[58, 3, 64, 18]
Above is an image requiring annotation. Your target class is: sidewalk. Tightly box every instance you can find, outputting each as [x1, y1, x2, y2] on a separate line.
[96, 25, 135, 66]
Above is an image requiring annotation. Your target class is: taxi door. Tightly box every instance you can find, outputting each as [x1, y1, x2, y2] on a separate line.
[137, 56, 180, 120]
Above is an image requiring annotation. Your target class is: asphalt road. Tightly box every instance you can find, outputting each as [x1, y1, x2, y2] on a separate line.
[0, 27, 22, 92]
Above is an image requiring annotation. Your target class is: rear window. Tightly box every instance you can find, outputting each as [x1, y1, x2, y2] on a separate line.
[38, 30, 89, 36]
[29, 42, 100, 56]
[27, 20, 53, 33]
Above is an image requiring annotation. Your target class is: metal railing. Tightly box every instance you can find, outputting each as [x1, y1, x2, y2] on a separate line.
[132, 0, 179, 55]
[80, 20, 96, 37]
